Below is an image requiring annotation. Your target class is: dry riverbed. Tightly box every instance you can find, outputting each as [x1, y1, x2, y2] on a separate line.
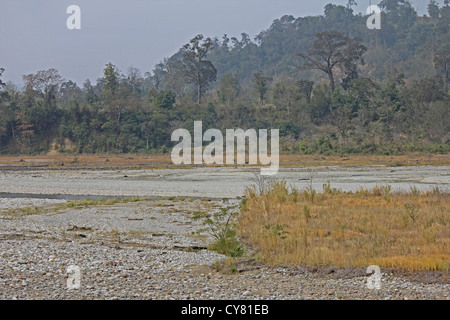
[0, 196, 448, 300]
[0, 166, 449, 198]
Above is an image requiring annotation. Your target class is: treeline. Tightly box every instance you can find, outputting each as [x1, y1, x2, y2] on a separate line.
[0, 0, 449, 155]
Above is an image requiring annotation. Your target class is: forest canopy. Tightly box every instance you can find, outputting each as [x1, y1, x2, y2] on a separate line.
[0, 1, 449, 155]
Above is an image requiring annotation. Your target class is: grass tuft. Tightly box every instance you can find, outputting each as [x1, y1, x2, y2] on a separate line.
[238, 181, 449, 271]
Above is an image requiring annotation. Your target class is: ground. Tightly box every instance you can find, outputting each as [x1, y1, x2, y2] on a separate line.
[0, 154, 448, 300]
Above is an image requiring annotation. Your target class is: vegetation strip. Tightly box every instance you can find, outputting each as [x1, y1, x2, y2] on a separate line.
[239, 182, 449, 272]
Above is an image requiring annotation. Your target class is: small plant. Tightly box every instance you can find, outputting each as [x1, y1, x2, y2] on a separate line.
[431, 186, 442, 197]
[303, 169, 317, 203]
[264, 224, 289, 239]
[410, 185, 420, 196]
[303, 188, 316, 203]
[404, 203, 419, 222]
[323, 181, 339, 195]
[20, 206, 41, 215]
[193, 203, 245, 257]
[214, 257, 239, 274]
[303, 206, 311, 222]
[372, 184, 391, 201]
[250, 171, 272, 195]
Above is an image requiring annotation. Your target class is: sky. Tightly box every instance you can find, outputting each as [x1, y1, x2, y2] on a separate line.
[0, 0, 433, 86]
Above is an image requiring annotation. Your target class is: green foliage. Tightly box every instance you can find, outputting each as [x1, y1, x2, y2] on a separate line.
[252, 70, 272, 104]
[193, 204, 245, 257]
[264, 224, 289, 239]
[65, 197, 148, 208]
[103, 63, 120, 93]
[297, 31, 367, 92]
[179, 34, 217, 104]
[0, 2, 449, 155]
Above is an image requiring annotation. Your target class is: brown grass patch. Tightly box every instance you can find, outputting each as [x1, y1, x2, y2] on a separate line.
[238, 181, 449, 271]
[279, 153, 450, 167]
[0, 153, 447, 170]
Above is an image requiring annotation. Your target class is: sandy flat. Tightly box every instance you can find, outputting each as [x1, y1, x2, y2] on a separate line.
[0, 166, 448, 199]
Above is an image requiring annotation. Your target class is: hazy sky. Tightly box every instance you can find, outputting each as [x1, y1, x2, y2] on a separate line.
[0, 0, 433, 86]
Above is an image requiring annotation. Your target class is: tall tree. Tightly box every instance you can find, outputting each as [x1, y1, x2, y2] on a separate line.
[22, 68, 64, 105]
[102, 62, 120, 94]
[297, 31, 366, 92]
[152, 62, 167, 91]
[434, 48, 450, 93]
[126, 66, 143, 95]
[270, 79, 302, 115]
[297, 80, 315, 104]
[217, 73, 240, 104]
[428, 0, 440, 19]
[252, 70, 272, 104]
[0, 67, 5, 89]
[59, 80, 82, 106]
[82, 79, 97, 105]
[180, 34, 217, 104]
[100, 63, 130, 135]
[347, 0, 357, 10]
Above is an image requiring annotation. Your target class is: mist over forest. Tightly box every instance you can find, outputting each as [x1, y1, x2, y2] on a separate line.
[0, 0, 449, 155]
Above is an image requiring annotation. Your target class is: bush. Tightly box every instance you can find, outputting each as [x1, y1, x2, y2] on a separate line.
[193, 203, 245, 257]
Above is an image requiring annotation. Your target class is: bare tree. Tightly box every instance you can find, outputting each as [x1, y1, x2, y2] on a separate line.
[250, 171, 272, 195]
[297, 31, 366, 92]
[22, 68, 64, 104]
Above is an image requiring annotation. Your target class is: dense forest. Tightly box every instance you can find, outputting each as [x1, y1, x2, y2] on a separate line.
[0, 0, 449, 155]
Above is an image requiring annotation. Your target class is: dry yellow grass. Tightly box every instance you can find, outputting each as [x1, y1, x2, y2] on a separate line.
[279, 153, 450, 167]
[0, 153, 448, 170]
[238, 181, 450, 271]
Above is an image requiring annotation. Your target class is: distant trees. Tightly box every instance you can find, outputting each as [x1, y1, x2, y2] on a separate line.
[127, 66, 144, 95]
[346, 0, 357, 11]
[102, 62, 120, 94]
[270, 79, 301, 115]
[0, 3, 449, 156]
[252, 70, 272, 104]
[217, 73, 240, 104]
[59, 80, 82, 106]
[22, 68, 64, 105]
[297, 80, 314, 104]
[380, 0, 417, 35]
[428, 0, 440, 19]
[180, 34, 217, 103]
[434, 49, 450, 93]
[21, 69, 64, 138]
[297, 31, 366, 92]
[148, 89, 176, 110]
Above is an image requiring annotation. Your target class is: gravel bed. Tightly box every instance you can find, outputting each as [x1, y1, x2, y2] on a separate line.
[0, 198, 448, 300]
[0, 166, 448, 199]
[0, 197, 67, 209]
